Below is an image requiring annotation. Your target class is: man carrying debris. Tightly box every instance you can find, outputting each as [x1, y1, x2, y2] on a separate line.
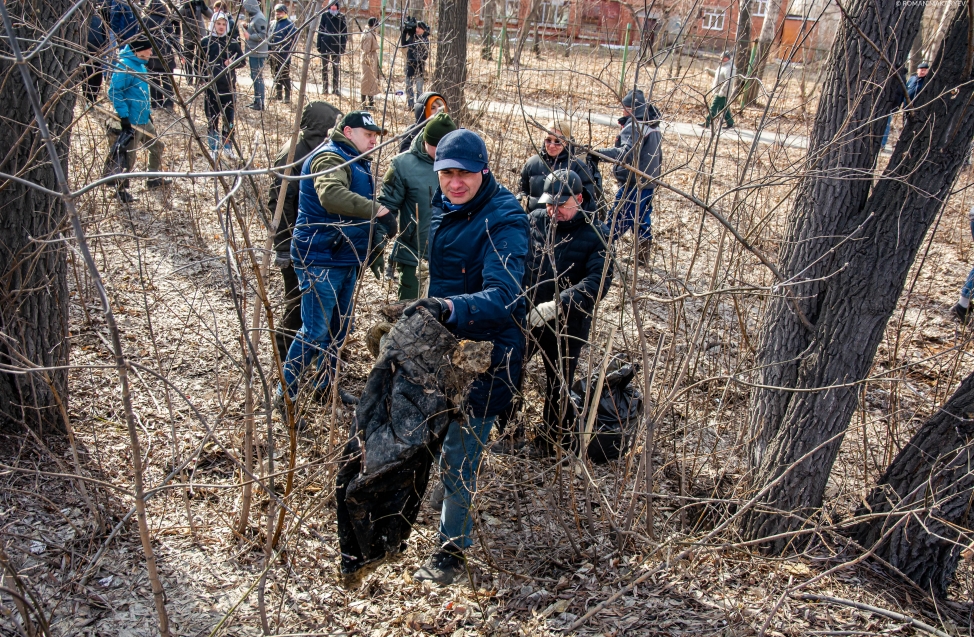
[377, 112, 457, 301]
[703, 50, 735, 129]
[402, 129, 529, 585]
[499, 169, 613, 456]
[107, 36, 170, 203]
[594, 88, 661, 256]
[279, 111, 397, 408]
[268, 101, 342, 357]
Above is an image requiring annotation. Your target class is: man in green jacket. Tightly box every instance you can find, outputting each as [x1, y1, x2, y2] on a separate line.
[377, 112, 457, 300]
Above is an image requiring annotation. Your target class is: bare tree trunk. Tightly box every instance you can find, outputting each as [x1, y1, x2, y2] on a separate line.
[432, 0, 468, 119]
[0, 0, 81, 435]
[852, 371, 974, 597]
[742, 5, 974, 551]
[907, 28, 922, 74]
[532, 15, 541, 57]
[481, 0, 495, 60]
[743, 0, 784, 104]
[747, 0, 922, 470]
[512, 0, 541, 68]
[733, 0, 752, 105]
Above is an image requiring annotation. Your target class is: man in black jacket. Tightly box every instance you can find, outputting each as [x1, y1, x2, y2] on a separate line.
[502, 169, 613, 456]
[400, 17, 429, 109]
[317, 0, 348, 95]
[268, 101, 343, 357]
[178, 0, 213, 86]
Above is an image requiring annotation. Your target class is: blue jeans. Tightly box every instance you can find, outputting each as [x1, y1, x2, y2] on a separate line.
[881, 114, 892, 148]
[609, 186, 653, 242]
[439, 415, 496, 549]
[249, 56, 266, 107]
[280, 265, 358, 399]
[963, 221, 974, 300]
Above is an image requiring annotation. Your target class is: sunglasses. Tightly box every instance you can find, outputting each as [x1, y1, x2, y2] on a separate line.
[544, 137, 564, 146]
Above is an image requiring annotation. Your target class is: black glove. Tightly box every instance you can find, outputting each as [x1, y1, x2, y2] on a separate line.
[119, 117, 133, 131]
[402, 297, 451, 323]
[375, 211, 398, 238]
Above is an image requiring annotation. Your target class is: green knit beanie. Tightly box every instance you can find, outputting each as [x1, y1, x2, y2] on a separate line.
[423, 113, 458, 147]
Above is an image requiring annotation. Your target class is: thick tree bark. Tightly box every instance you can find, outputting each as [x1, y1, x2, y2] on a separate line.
[481, 0, 495, 60]
[0, 0, 81, 434]
[743, 0, 784, 104]
[747, 0, 922, 468]
[431, 0, 468, 120]
[742, 6, 974, 550]
[852, 371, 974, 596]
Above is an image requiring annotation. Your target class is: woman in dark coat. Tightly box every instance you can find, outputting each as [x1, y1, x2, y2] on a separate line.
[519, 120, 602, 215]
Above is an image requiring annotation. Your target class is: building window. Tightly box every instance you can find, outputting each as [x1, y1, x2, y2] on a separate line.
[701, 8, 725, 30]
[751, 0, 768, 16]
[539, 0, 568, 26]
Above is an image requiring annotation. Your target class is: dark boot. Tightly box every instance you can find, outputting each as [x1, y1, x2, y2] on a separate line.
[414, 543, 466, 586]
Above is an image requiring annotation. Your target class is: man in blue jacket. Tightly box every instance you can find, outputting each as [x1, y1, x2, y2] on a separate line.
[280, 111, 396, 408]
[107, 37, 169, 202]
[402, 129, 529, 585]
[269, 4, 296, 103]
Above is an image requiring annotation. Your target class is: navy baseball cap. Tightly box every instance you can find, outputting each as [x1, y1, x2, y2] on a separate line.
[433, 129, 489, 173]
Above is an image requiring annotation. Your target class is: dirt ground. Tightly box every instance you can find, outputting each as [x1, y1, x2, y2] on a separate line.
[2, 41, 973, 636]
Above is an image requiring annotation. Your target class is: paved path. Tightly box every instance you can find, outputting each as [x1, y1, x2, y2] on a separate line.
[271, 79, 814, 151]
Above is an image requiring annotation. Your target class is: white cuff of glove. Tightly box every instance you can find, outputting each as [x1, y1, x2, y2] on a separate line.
[527, 300, 558, 327]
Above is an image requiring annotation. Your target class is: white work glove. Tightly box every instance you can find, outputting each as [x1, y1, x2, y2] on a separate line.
[527, 300, 558, 327]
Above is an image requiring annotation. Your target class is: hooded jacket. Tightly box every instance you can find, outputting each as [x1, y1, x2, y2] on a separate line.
[712, 60, 735, 98]
[377, 134, 437, 267]
[317, 9, 348, 54]
[109, 46, 152, 125]
[520, 146, 600, 214]
[291, 127, 379, 267]
[199, 30, 243, 93]
[271, 101, 341, 254]
[427, 173, 529, 417]
[597, 89, 662, 188]
[524, 208, 613, 333]
[242, 0, 269, 57]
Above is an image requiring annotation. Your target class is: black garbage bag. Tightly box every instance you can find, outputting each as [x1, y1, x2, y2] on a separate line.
[335, 308, 492, 580]
[103, 127, 135, 179]
[571, 362, 642, 464]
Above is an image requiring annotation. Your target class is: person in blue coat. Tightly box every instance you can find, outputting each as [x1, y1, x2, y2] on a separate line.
[269, 4, 296, 103]
[108, 0, 139, 43]
[279, 111, 396, 408]
[107, 37, 169, 202]
[403, 129, 529, 586]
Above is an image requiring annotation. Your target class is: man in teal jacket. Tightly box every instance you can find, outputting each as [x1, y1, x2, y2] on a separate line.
[107, 37, 169, 202]
[377, 112, 457, 300]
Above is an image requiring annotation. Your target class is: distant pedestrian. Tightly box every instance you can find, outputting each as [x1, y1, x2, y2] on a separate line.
[400, 17, 429, 109]
[360, 17, 380, 108]
[702, 50, 735, 129]
[881, 61, 930, 148]
[108, 0, 139, 44]
[595, 88, 662, 257]
[240, 0, 269, 110]
[317, 0, 348, 95]
[270, 3, 296, 103]
[200, 14, 242, 157]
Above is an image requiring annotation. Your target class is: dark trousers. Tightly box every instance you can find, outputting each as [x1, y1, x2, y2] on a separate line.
[204, 89, 235, 142]
[148, 57, 176, 108]
[81, 63, 103, 104]
[321, 52, 340, 93]
[499, 323, 585, 448]
[275, 262, 303, 359]
[270, 55, 291, 100]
